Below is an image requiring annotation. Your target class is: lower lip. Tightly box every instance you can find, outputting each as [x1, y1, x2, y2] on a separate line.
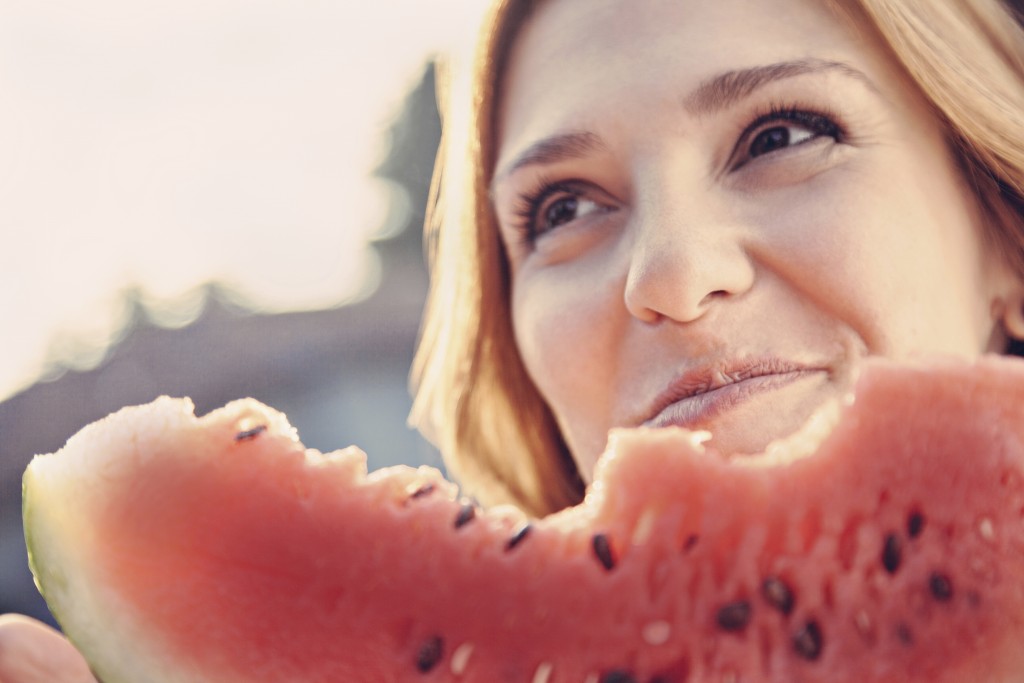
[643, 371, 822, 430]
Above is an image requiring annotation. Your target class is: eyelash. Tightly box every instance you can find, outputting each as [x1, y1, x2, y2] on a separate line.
[511, 176, 585, 244]
[733, 101, 845, 166]
[509, 102, 846, 243]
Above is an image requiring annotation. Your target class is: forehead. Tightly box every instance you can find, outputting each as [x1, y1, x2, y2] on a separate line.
[495, 0, 887, 164]
[505, 0, 862, 77]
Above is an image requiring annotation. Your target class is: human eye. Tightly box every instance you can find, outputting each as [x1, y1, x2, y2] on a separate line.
[512, 179, 612, 242]
[733, 104, 844, 167]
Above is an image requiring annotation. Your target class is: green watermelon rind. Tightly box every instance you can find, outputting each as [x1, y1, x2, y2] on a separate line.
[20, 357, 1024, 682]
[22, 397, 289, 683]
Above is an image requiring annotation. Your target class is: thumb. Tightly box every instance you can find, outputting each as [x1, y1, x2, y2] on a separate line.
[0, 614, 96, 683]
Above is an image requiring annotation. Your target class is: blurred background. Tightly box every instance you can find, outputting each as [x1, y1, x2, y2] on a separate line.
[0, 0, 485, 624]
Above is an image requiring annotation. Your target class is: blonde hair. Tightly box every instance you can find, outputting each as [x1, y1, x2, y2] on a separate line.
[410, 0, 1024, 516]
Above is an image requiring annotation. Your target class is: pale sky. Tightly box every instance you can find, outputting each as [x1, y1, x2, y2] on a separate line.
[0, 0, 487, 401]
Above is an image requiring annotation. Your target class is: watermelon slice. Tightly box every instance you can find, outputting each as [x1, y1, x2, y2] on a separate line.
[23, 356, 1024, 682]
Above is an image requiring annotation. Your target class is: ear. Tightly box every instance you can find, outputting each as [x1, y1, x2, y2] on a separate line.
[986, 252, 1024, 351]
[996, 281, 1024, 344]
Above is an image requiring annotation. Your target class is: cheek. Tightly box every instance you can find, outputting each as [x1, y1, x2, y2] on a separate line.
[774, 158, 991, 356]
[512, 269, 613, 403]
[510, 260, 625, 466]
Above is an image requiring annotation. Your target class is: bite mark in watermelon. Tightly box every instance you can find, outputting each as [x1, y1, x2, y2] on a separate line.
[22, 356, 1024, 682]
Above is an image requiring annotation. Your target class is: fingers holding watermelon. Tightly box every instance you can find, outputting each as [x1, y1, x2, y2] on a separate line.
[0, 614, 96, 683]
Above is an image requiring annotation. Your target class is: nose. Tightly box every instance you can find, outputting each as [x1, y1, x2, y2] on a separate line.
[623, 193, 755, 324]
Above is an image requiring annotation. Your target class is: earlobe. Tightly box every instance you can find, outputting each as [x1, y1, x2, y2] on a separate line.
[998, 289, 1024, 343]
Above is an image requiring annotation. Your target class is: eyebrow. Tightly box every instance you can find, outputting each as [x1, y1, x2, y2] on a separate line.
[492, 58, 876, 187]
[684, 58, 878, 115]
[492, 130, 606, 188]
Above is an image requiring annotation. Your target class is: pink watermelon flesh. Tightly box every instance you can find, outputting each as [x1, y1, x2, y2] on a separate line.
[22, 356, 1024, 682]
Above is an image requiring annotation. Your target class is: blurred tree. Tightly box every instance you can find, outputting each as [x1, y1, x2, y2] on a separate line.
[0, 62, 443, 622]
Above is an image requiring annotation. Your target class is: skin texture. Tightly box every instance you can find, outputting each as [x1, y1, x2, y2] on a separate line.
[3, 0, 1024, 673]
[0, 614, 95, 682]
[490, 0, 1024, 482]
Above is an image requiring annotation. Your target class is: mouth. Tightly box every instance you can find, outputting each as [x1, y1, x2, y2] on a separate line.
[641, 359, 827, 430]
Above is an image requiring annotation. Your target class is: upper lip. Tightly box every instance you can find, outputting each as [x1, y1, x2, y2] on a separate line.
[640, 357, 819, 426]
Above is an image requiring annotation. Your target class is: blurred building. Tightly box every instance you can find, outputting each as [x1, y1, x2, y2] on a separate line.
[0, 65, 442, 622]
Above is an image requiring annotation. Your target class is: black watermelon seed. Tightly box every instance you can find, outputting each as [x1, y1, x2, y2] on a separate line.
[882, 533, 902, 574]
[506, 523, 532, 551]
[234, 425, 267, 441]
[762, 576, 795, 616]
[895, 623, 914, 646]
[408, 483, 436, 500]
[716, 600, 752, 632]
[793, 620, 823, 661]
[592, 533, 617, 571]
[648, 659, 690, 683]
[682, 534, 700, 552]
[453, 502, 476, 529]
[907, 511, 926, 538]
[599, 670, 636, 683]
[415, 636, 444, 673]
[929, 572, 954, 602]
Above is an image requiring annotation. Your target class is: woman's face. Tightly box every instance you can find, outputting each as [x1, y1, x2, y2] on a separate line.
[490, 0, 1018, 480]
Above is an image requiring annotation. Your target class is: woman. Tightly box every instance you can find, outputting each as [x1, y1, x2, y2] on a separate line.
[4, 0, 1024, 678]
[412, 0, 1024, 518]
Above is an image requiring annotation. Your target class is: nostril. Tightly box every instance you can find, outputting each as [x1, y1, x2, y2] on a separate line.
[627, 301, 665, 325]
[700, 289, 730, 305]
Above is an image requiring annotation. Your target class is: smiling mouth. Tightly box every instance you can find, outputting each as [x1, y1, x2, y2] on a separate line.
[642, 364, 826, 430]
